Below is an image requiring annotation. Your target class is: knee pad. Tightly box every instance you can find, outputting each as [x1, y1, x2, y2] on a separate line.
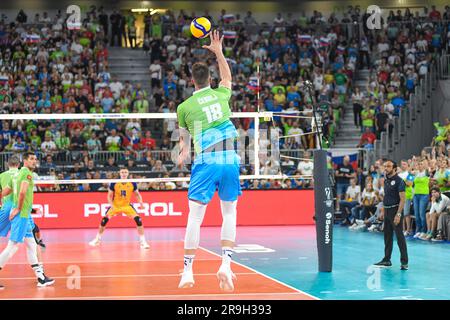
[134, 216, 143, 227]
[101, 216, 109, 227]
[220, 200, 237, 242]
[184, 200, 208, 250]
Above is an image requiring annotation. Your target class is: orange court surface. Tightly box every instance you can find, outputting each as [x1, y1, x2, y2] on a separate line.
[0, 234, 316, 300]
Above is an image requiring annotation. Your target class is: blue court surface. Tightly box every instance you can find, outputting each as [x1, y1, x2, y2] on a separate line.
[203, 225, 450, 300]
[6, 225, 448, 300]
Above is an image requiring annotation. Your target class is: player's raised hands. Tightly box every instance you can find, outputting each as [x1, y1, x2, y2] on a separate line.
[202, 30, 224, 55]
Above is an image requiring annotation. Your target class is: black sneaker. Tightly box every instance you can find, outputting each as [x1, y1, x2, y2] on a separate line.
[373, 260, 392, 268]
[400, 264, 409, 270]
[37, 275, 55, 287]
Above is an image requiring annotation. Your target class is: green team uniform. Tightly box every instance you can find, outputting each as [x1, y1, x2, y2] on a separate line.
[177, 86, 238, 154]
[0, 168, 19, 236]
[177, 85, 241, 204]
[0, 168, 18, 204]
[13, 167, 35, 218]
[434, 169, 450, 193]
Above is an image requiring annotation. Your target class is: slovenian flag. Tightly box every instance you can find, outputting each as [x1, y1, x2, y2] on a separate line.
[26, 34, 41, 43]
[336, 45, 345, 55]
[329, 150, 359, 170]
[298, 34, 312, 43]
[247, 76, 259, 92]
[223, 14, 235, 23]
[0, 75, 8, 85]
[319, 37, 330, 47]
[223, 31, 237, 39]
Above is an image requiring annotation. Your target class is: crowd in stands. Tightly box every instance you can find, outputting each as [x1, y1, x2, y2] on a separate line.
[337, 118, 450, 242]
[0, 6, 449, 194]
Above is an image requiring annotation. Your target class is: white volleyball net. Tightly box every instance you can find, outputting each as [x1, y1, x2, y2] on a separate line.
[0, 111, 323, 189]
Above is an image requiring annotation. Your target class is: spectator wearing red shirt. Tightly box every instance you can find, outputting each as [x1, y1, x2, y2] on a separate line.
[357, 127, 377, 148]
[429, 5, 441, 20]
[140, 130, 156, 150]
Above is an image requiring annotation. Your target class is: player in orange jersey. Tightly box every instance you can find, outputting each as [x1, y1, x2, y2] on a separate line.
[89, 168, 149, 249]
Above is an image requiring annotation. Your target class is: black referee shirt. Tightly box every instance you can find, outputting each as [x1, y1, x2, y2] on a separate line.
[383, 173, 406, 207]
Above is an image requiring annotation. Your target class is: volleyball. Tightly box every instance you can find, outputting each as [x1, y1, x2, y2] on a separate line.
[190, 17, 211, 38]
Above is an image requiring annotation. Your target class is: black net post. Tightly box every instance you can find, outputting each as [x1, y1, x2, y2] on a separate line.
[313, 149, 334, 272]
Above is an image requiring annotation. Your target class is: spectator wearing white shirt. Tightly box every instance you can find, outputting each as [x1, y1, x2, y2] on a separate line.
[339, 178, 361, 225]
[288, 121, 306, 148]
[109, 76, 123, 99]
[297, 151, 314, 176]
[149, 59, 162, 88]
[424, 187, 450, 241]
[41, 133, 57, 156]
[71, 39, 83, 55]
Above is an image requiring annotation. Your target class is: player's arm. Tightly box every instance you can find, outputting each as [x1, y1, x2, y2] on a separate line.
[1, 186, 12, 198]
[177, 104, 191, 168]
[107, 189, 114, 206]
[134, 190, 144, 207]
[202, 30, 232, 89]
[10, 181, 29, 220]
[178, 127, 190, 168]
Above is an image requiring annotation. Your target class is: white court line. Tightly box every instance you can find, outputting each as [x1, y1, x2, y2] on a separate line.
[423, 288, 436, 290]
[279, 258, 289, 260]
[0, 272, 256, 281]
[320, 291, 333, 294]
[198, 246, 320, 300]
[7, 258, 221, 265]
[0, 292, 305, 301]
[346, 290, 360, 293]
[399, 289, 411, 291]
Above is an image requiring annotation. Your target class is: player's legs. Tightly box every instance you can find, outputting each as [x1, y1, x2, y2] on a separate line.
[0, 239, 20, 288]
[179, 161, 217, 288]
[89, 207, 115, 246]
[126, 206, 149, 249]
[217, 157, 241, 292]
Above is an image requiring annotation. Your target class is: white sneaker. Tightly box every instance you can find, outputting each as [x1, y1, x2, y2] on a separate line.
[413, 232, 421, 238]
[217, 265, 236, 292]
[140, 241, 150, 249]
[356, 225, 367, 232]
[356, 219, 365, 225]
[368, 225, 376, 232]
[403, 231, 409, 236]
[349, 223, 358, 230]
[178, 270, 194, 288]
[89, 238, 100, 246]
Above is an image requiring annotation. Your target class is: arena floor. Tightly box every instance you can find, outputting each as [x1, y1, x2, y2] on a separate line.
[0, 226, 448, 300]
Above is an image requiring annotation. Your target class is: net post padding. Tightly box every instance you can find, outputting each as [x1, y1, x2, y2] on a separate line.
[313, 149, 334, 272]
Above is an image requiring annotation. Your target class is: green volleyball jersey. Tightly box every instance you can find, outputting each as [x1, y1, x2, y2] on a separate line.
[399, 171, 414, 200]
[12, 167, 34, 218]
[413, 171, 430, 195]
[0, 168, 18, 204]
[177, 86, 238, 153]
[434, 169, 450, 192]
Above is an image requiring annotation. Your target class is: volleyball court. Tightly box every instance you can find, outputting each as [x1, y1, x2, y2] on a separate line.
[0, 111, 321, 300]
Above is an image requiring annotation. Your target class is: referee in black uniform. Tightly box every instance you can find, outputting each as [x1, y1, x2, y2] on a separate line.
[374, 160, 409, 270]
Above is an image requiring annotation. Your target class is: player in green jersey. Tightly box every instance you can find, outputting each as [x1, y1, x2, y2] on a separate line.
[0, 152, 54, 288]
